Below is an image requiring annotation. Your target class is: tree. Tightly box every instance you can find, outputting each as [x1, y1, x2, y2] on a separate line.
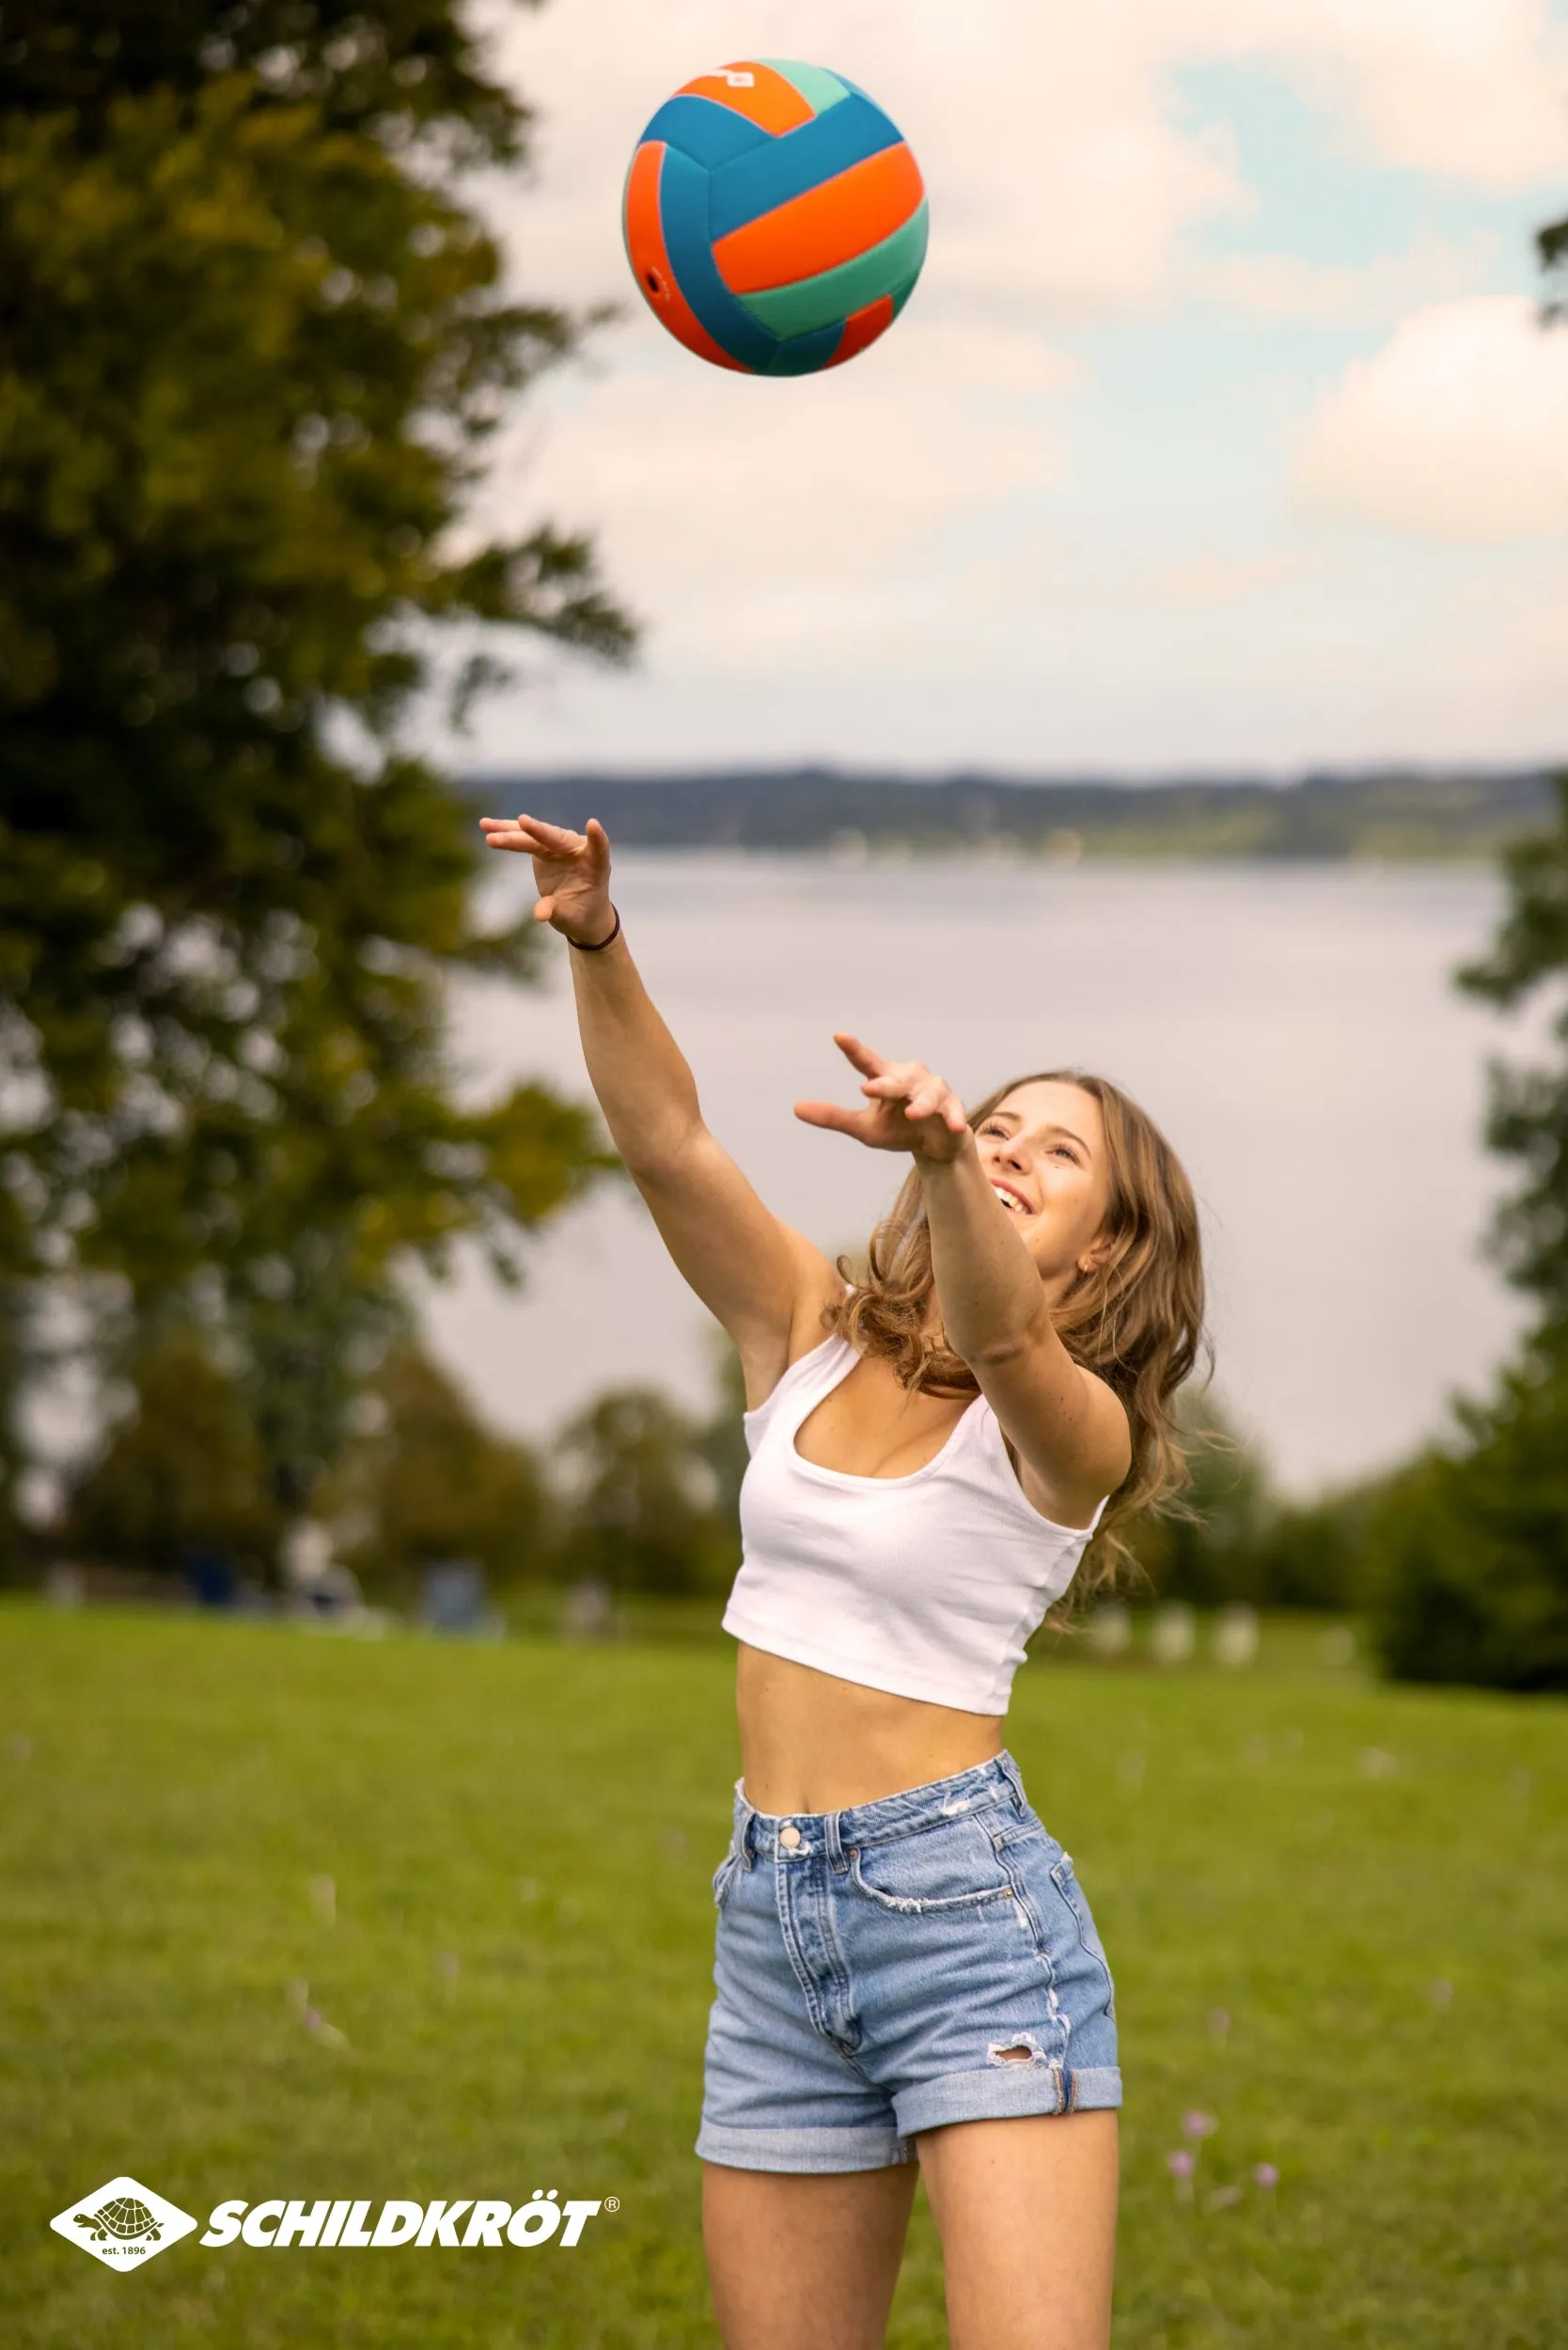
[66, 1324, 279, 1576]
[1365, 196, 1568, 1690]
[1458, 773, 1568, 1322]
[1241, 1481, 1382, 1613]
[693, 1331, 750, 1541]
[555, 1386, 735, 1598]
[322, 1339, 552, 1599]
[1114, 1394, 1269, 1606]
[0, 5, 634, 1524]
[1541, 206, 1568, 321]
[1368, 1344, 1568, 1692]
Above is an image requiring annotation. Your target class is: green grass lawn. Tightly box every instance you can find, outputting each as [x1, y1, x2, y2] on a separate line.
[2, 1602, 1563, 2348]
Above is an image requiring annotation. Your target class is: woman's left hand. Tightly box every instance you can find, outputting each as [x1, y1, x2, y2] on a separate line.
[794, 1034, 971, 1163]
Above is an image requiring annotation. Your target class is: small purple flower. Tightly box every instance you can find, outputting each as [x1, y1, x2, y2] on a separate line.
[301, 2003, 350, 2050]
[1253, 2162, 1279, 2190]
[1183, 2109, 1218, 2138]
[1167, 2150, 1195, 2179]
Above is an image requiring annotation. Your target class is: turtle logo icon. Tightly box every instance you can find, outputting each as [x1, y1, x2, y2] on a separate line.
[52, 2175, 198, 2272]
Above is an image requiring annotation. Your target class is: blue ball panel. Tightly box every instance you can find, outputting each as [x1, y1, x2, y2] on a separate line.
[654, 144, 777, 371]
[762, 321, 848, 377]
[707, 94, 903, 241]
[638, 95, 770, 169]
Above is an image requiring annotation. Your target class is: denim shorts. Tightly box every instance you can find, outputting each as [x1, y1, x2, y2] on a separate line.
[696, 1752, 1121, 2173]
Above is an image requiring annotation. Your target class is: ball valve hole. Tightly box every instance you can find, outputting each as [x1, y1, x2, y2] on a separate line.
[645, 269, 664, 295]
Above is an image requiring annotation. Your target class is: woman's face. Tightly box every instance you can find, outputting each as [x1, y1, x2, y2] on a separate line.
[974, 1080, 1114, 1296]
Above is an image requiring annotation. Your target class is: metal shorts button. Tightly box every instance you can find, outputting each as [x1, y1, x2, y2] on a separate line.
[778, 1824, 802, 1850]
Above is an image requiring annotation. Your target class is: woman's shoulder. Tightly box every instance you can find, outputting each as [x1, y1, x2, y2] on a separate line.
[968, 1397, 1112, 1536]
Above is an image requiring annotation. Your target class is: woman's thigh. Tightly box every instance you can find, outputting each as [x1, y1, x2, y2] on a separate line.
[701, 2161, 918, 2350]
[917, 2111, 1119, 2350]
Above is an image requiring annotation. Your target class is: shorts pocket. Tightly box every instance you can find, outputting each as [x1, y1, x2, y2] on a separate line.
[1049, 1853, 1117, 2014]
[848, 1813, 1016, 1915]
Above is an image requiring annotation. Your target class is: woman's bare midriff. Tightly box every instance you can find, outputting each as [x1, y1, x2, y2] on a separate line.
[735, 1643, 1004, 1815]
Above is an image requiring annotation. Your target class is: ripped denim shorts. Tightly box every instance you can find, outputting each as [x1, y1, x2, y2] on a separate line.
[696, 1751, 1121, 2174]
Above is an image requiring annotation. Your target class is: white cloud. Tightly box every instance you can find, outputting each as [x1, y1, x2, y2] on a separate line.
[1184, 232, 1505, 321]
[1294, 296, 1568, 542]
[1145, 549, 1319, 607]
[495, 317, 1074, 668]
[1170, 0, 1568, 188]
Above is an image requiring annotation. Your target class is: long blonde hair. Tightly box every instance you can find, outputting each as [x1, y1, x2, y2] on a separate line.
[823, 1069, 1208, 1596]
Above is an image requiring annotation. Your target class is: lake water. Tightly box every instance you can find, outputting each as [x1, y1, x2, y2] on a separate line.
[431, 853, 1540, 1496]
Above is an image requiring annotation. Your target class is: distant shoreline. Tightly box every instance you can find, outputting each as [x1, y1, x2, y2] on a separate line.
[464, 766, 1557, 862]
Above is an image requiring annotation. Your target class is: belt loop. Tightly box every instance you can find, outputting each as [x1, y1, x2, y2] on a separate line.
[996, 1751, 1027, 1814]
[738, 1792, 759, 1868]
[824, 1810, 847, 1872]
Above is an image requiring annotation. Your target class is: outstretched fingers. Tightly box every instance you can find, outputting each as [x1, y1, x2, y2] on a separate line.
[478, 813, 607, 857]
[792, 1099, 872, 1138]
[832, 1031, 889, 1083]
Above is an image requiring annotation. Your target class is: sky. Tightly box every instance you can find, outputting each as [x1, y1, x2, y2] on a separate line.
[453, 0, 1568, 776]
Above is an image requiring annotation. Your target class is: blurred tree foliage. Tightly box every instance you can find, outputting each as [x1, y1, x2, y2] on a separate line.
[1368, 770, 1568, 1686]
[1541, 205, 1568, 320]
[1459, 772, 1568, 1320]
[0, 1, 634, 1524]
[1362, 219, 1568, 1686]
[1368, 1341, 1568, 1692]
[555, 1384, 740, 1599]
[66, 1323, 280, 1574]
[693, 1331, 749, 1535]
[1109, 1391, 1383, 1614]
[1240, 1482, 1383, 1614]
[64, 1325, 751, 1605]
[322, 1338, 552, 1600]
[1115, 1395, 1267, 1606]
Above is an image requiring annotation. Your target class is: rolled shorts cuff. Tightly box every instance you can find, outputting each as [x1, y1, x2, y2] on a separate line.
[695, 2121, 915, 2174]
[894, 2061, 1122, 2138]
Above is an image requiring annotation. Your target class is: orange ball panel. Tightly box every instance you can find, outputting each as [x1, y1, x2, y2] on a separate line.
[675, 61, 815, 135]
[713, 146, 925, 295]
[825, 294, 897, 369]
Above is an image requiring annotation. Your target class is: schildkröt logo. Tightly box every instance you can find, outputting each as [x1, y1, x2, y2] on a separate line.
[52, 2182, 614, 2272]
[199, 2194, 609, 2248]
[51, 2176, 199, 2271]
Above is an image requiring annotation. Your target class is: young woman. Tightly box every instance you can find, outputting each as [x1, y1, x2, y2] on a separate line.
[482, 811, 1206, 2350]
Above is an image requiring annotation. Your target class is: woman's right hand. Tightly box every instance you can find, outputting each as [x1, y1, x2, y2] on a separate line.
[478, 813, 616, 947]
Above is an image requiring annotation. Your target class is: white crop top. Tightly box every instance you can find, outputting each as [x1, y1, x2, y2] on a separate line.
[723, 1331, 1108, 1716]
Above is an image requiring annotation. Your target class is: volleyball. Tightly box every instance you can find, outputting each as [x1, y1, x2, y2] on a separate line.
[622, 60, 928, 376]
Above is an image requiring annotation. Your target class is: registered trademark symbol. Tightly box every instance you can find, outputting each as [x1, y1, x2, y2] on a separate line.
[604, 2197, 619, 2213]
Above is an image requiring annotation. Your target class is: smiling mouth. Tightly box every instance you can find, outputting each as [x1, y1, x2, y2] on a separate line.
[990, 1180, 1031, 1216]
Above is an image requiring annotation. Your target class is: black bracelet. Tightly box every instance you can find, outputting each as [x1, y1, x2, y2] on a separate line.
[567, 902, 620, 953]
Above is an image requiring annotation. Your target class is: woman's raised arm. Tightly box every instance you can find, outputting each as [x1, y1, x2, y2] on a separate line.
[480, 814, 839, 1398]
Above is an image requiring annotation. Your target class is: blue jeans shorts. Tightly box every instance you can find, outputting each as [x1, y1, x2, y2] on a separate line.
[696, 1752, 1121, 2173]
